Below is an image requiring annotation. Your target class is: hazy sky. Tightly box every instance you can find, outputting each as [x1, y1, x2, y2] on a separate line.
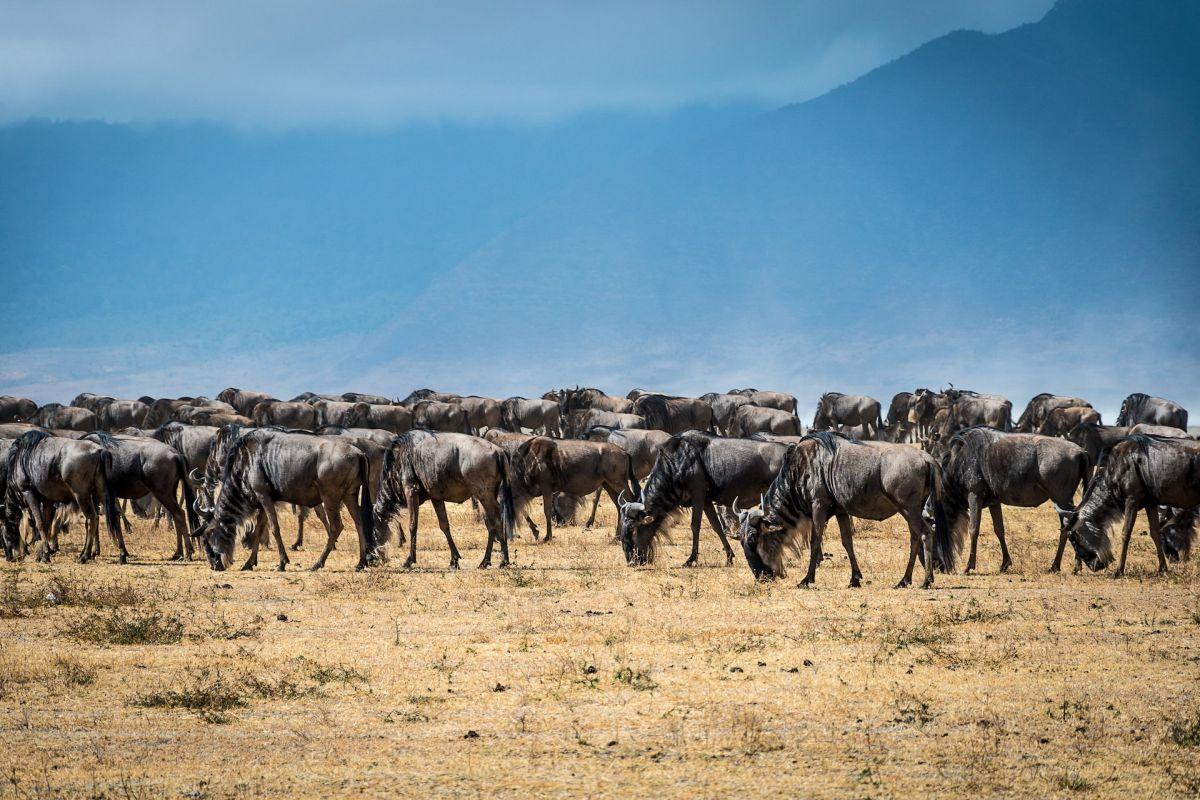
[0, 0, 1056, 126]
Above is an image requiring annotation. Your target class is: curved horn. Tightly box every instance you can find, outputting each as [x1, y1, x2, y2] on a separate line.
[760, 493, 766, 509]
[188, 468, 203, 482]
[732, 497, 742, 515]
[617, 489, 630, 508]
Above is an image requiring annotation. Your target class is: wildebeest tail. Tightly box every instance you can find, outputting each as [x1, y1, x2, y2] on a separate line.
[495, 452, 516, 543]
[176, 452, 200, 532]
[928, 463, 954, 573]
[98, 449, 122, 544]
[626, 457, 641, 499]
[357, 452, 376, 553]
[1076, 449, 1092, 496]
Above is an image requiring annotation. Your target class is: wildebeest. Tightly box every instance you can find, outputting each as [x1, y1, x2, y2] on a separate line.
[617, 431, 785, 567]
[193, 427, 376, 572]
[582, 426, 672, 481]
[252, 400, 318, 430]
[373, 431, 515, 569]
[143, 398, 196, 426]
[630, 394, 714, 435]
[0, 423, 45, 440]
[291, 392, 344, 403]
[879, 391, 912, 443]
[413, 400, 470, 434]
[1066, 435, 1200, 576]
[1115, 393, 1189, 430]
[727, 405, 801, 438]
[556, 387, 634, 415]
[811, 393, 882, 439]
[398, 389, 461, 406]
[83, 432, 199, 560]
[29, 404, 98, 432]
[0, 439, 20, 559]
[907, 389, 949, 441]
[4, 430, 122, 563]
[1129, 424, 1190, 438]
[0, 396, 37, 423]
[943, 389, 1012, 433]
[1036, 406, 1101, 437]
[176, 407, 252, 427]
[1161, 505, 1198, 563]
[312, 426, 392, 549]
[735, 432, 952, 588]
[728, 389, 799, 414]
[563, 409, 645, 439]
[313, 400, 368, 428]
[92, 399, 150, 431]
[699, 393, 753, 435]
[216, 388, 274, 416]
[501, 397, 561, 436]
[1066, 423, 1131, 474]
[509, 436, 633, 540]
[341, 392, 394, 406]
[458, 396, 503, 433]
[938, 427, 1091, 574]
[1014, 394, 1092, 433]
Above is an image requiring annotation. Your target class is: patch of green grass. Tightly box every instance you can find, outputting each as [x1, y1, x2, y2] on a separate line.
[613, 665, 657, 691]
[42, 574, 145, 608]
[1053, 770, 1093, 791]
[134, 667, 246, 724]
[62, 609, 185, 645]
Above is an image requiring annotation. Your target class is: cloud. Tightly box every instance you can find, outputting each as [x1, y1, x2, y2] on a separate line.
[0, 0, 1055, 126]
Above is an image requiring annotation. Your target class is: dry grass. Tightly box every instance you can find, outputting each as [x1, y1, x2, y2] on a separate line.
[1, 501, 1198, 798]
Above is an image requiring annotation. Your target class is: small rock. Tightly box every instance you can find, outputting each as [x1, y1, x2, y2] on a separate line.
[607, 740, 618, 747]
[463, 730, 479, 739]
[757, 661, 767, 667]
[492, 683, 508, 693]
[730, 666, 744, 673]
[584, 665, 598, 675]
[785, 667, 799, 674]
[803, 659, 814, 667]
[276, 613, 289, 622]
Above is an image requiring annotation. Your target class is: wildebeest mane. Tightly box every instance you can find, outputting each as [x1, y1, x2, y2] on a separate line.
[1116, 393, 1150, 427]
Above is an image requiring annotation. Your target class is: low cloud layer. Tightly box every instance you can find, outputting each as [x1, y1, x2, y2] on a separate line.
[0, 0, 1054, 126]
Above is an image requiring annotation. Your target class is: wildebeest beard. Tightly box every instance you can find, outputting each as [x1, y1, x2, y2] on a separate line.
[1065, 477, 1118, 571]
[739, 446, 813, 580]
[198, 437, 259, 570]
[618, 439, 697, 565]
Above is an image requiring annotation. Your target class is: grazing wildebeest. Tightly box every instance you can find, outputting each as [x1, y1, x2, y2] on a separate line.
[811, 393, 882, 439]
[1129, 424, 1190, 438]
[556, 387, 634, 415]
[501, 397, 561, 436]
[482, 428, 548, 537]
[727, 405, 801, 438]
[631, 394, 715, 435]
[251, 400, 318, 430]
[83, 432, 199, 560]
[0, 396, 37, 423]
[29, 404, 98, 432]
[617, 431, 785, 567]
[1066, 435, 1200, 576]
[398, 389, 462, 406]
[1036, 406, 1101, 437]
[5, 430, 122, 563]
[509, 436, 633, 540]
[373, 431, 515, 569]
[728, 389, 799, 414]
[1115, 393, 1189, 430]
[192, 427, 376, 572]
[735, 432, 952, 588]
[217, 388, 274, 416]
[939, 427, 1090, 574]
[700, 393, 753, 435]
[413, 400, 471, 434]
[1014, 394, 1092, 433]
[944, 389, 1012, 433]
[883, 392, 914, 443]
[563, 409, 645, 439]
[312, 426, 392, 549]
[458, 396, 503, 433]
[1066, 423, 1131, 474]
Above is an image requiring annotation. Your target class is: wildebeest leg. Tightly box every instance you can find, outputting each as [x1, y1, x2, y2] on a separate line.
[800, 504, 829, 587]
[907, 508, 936, 589]
[599, 485, 624, 540]
[478, 497, 508, 569]
[964, 493, 982, 573]
[158, 487, 192, 561]
[988, 504, 1013, 573]
[682, 498, 705, 567]
[432, 501, 462, 570]
[403, 489, 422, 569]
[541, 489, 554, 542]
[258, 500, 290, 571]
[292, 505, 307, 550]
[27, 494, 53, 563]
[702, 502, 735, 565]
[240, 509, 267, 570]
[835, 512, 862, 588]
[584, 489, 603, 530]
[1113, 499, 1140, 578]
[897, 511, 920, 589]
[309, 496, 344, 572]
[1144, 504, 1168, 575]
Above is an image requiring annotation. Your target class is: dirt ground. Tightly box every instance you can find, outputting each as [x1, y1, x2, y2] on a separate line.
[1, 500, 1198, 799]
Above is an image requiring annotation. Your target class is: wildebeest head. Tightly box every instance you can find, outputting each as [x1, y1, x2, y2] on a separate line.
[733, 496, 787, 580]
[1063, 479, 1117, 572]
[617, 491, 664, 566]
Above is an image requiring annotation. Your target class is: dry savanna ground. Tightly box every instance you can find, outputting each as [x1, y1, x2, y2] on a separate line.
[2, 499, 1199, 799]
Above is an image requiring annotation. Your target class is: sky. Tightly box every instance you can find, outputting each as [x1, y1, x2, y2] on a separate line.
[0, 1, 1055, 126]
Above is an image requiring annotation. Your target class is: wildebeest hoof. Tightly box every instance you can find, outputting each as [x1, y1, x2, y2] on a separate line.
[169, 551, 184, 561]
[894, 579, 911, 589]
[1047, 563, 1061, 573]
[725, 554, 735, 566]
[848, 578, 862, 588]
[307, 563, 324, 572]
[999, 561, 1013, 573]
[477, 560, 490, 569]
[277, 564, 288, 572]
[291, 544, 303, 551]
[118, 554, 128, 565]
[797, 579, 814, 589]
[681, 557, 697, 568]
[241, 562, 255, 571]
[402, 558, 416, 569]
[1111, 571, 1124, 579]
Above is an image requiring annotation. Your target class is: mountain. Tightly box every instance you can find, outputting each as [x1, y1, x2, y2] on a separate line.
[360, 0, 1200, 411]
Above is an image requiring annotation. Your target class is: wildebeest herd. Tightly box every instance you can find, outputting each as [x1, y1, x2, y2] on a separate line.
[0, 386, 1195, 588]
